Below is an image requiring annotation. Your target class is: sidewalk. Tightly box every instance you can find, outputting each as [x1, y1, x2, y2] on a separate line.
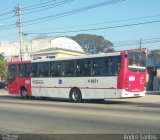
[110, 94, 160, 104]
[0, 89, 8, 95]
[146, 91, 160, 95]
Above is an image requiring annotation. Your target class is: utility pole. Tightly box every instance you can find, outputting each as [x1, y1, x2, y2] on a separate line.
[139, 38, 142, 52]
[17, 3, 23, 61]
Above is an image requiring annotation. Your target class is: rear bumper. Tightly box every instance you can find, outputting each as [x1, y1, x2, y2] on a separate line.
[117, 89, 146, 98]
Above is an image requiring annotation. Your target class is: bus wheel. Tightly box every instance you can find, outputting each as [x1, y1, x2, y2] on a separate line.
[20, 88, 28, 99]
[70, 88, 82, 103]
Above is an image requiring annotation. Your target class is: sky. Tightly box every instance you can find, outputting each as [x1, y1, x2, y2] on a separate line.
[0, 0, 160, 51]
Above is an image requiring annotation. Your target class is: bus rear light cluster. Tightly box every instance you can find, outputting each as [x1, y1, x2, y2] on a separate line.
[125, 80, 128, 86]
[125, 80, 131, 88]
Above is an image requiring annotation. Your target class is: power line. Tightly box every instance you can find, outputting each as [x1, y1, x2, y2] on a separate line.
[0, 10, 14, 17]
[0, 8, 16, 21]
[0, 15, 16, 22]
[27, 19, 160, 35]
[1, 13, 159, 31]
[0, 0, 75, 29]
[0, 24, 17, 30]
[22, 0, 74, 15]
[113, 37, 160, 48]
[29, 14, 160, 32]
[114, 37, 160, 44]
[22, 0, 59, 10]
[23, 0, 127, 26]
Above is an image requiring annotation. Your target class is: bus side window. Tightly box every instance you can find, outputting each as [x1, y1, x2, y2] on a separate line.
[61, 61, 75, 77]
[91, 58, 109, 76]
[43, 62, 50, 77]
[109, 56, 121, 76]
[105, 58, 109, 76]
[50, 64, 55, 77]
[36, 62, 49, 77]
[18, 64, 27, 78]
[76, 59, 91, 77]
[76, 64, 85, 77]
[29, 64, 37, 77]
[76, 61, 81, 77]
[84, 60, 91, 76]
[76, 64, 81, 76]
[110, 66, 118, 76]
[91, 61, 97, 76]
[50, 61, 61, 77]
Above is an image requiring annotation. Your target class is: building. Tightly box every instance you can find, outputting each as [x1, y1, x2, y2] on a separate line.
[0, 37, 85, 61]
[31, 37, 86, 60]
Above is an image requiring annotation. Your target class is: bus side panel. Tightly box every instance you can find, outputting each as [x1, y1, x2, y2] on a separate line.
[82, 77, 117, 99]
[8, 78, 31, 95]
[82, 77, 104, 99]
[104, 77, 117, 98]
[8, 78, 19, 94]
[31, 77, 118, 99]
[17, 78, 32, 96]
[31, 78, 85, 98]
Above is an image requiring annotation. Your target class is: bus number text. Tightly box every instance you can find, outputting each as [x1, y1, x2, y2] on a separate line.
[88, 79, 98, 83]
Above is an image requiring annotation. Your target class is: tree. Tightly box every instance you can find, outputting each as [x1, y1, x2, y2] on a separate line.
[0, 53, 7, 80]
[71, 34, 114, 54]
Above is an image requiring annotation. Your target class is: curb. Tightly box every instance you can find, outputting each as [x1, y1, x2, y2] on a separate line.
[146, 91, 160, 95]
[0, 89, 8, 94]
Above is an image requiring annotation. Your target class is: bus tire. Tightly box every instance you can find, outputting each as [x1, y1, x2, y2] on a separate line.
[69, 88, 82, 103]
[20, 88, 28, 99]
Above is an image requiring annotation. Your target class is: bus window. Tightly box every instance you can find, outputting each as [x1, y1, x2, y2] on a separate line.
[43, 62, 50, 77]
[61, 61, 75, 77]
[92, 58, 109, 76]
[37, 62, 49, 77]
[104, 58, 110, 76]
[76, 59, 91, 77]
[50, 61, 61, 77]
[7, 64, 16, 83]
[128, 52, 146, 72]
[109, 56, 121, 76]
[29, 63, 37, 77]
[18, 64, 27, 78]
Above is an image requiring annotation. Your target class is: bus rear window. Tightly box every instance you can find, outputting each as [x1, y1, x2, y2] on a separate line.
[128, 52, 146, 72]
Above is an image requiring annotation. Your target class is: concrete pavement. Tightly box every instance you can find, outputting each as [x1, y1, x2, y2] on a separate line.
[0, 89, 160, 104]
[0, 91, 160, 134]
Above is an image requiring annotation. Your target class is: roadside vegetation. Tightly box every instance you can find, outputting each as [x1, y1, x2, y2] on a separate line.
[0, 53, 7, 81]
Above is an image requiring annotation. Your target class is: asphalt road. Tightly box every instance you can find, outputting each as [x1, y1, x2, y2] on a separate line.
[0, 90, 160, 135]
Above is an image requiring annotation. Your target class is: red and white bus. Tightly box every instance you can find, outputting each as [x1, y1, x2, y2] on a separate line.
[7, 51, 146, 102]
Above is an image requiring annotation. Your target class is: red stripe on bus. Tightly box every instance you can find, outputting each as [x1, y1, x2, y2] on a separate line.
[31, 86, 116, 90]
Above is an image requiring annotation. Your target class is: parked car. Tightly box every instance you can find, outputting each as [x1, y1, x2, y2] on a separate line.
[0, 82, 8, 89]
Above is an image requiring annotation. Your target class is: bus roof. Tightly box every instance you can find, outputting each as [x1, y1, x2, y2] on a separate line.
[31, 52, 121, 63]
[8, 50, 144, 64]
[8, 60, 31, 64]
